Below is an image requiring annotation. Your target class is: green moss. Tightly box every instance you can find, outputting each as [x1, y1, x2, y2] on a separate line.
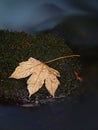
[0, 30, 81, 102]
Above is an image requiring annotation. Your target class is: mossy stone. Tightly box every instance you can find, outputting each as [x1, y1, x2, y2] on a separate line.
[0, 30, 81, 103]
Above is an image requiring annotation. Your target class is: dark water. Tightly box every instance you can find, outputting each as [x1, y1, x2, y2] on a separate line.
[0, 0, 98, 33]
[0, 93, 98, 130]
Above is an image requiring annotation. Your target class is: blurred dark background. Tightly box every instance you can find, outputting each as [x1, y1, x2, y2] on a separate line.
[0, 0, 98, 34]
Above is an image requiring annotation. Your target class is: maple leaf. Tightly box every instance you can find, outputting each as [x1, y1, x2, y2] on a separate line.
[10, 57, 60, 97]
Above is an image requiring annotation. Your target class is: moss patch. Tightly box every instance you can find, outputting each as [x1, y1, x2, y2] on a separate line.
[0, 30, 82, 103]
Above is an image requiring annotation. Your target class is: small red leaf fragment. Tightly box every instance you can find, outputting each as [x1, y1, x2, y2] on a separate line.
[74, 71, 84, 82]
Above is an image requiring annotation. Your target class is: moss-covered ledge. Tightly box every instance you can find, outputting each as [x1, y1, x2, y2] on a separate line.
[0, 30, 82, 105]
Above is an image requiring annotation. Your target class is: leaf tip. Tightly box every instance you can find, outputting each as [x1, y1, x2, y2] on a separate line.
[29, 94, 32, 98]
[9, 75, 13, 78]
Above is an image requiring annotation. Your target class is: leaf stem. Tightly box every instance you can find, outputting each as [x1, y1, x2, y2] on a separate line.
[45, 55, 80, 64]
